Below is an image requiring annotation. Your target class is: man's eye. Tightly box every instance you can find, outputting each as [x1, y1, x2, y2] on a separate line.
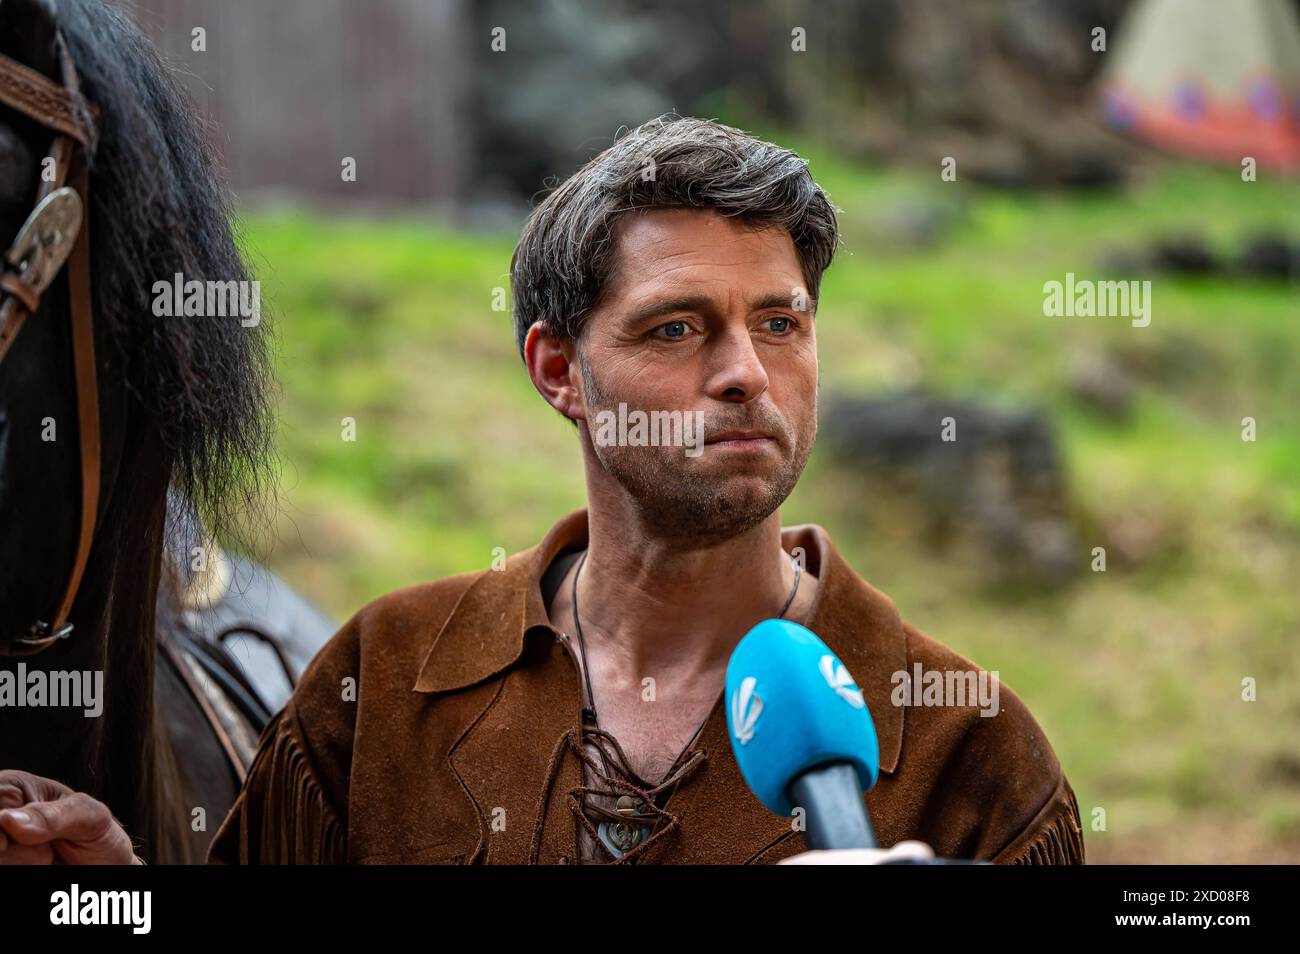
[657, 320, 689, 339]
[765, 316, 794, 334]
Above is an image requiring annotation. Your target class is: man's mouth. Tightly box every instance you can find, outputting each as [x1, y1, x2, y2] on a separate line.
[704, 429, 775, 450]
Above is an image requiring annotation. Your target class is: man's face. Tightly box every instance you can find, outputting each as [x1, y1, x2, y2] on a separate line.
[575, 207, 819, 540]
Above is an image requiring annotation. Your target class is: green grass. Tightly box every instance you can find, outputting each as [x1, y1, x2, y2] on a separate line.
[236, 158, 1300, 863]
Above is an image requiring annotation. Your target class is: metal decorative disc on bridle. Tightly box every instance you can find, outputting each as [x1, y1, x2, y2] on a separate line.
[5, 186, 83, 297]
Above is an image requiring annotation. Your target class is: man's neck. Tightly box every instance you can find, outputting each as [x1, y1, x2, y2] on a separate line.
[565, 501, 814, 681]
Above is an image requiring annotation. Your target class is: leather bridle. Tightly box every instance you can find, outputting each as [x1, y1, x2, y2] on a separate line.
[0, 32, 101, 656]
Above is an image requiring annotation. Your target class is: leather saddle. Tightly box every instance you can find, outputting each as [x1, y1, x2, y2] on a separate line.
[159, 492, 337, 779]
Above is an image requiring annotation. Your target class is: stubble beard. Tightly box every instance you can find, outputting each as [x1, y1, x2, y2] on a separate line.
[579, 357, 816, 542]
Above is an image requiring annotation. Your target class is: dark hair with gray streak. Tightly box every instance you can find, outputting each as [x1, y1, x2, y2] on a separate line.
[510, 113, 841, 360]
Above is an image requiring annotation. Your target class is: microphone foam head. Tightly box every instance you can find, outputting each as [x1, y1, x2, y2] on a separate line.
[725, 618, 879, 816]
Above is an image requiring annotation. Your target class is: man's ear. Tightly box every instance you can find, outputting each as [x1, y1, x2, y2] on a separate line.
[524, 322, 585, 423]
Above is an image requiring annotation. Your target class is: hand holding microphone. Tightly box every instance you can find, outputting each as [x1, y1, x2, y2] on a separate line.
[777, 840, 935, 865]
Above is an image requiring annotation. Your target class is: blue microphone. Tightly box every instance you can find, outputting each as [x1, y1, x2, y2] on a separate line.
[725, 618, 880, 851]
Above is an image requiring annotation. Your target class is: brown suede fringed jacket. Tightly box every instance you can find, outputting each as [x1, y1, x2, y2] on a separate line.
[208, 509, 1085, 865]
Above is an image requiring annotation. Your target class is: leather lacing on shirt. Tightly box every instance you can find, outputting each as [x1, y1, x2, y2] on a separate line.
[529, 723, 707, 865]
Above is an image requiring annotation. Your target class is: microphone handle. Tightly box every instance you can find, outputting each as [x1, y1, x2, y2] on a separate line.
[787, 761, 878, 851]
[881, 858, 990, 864]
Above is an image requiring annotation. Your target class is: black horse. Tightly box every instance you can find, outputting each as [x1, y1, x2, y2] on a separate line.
[0, 0, 321, 863]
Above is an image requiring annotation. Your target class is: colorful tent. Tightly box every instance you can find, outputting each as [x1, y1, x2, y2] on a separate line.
[1098, 0, 1300, 172]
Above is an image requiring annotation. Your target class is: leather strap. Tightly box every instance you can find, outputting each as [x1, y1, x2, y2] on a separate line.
[0, 271, 39, 312]
[159, 638, 251, 785]
[49, 154, 99, 633]
[0, 33, 100, 654]
[0, 58, 77, 367]
[0, 44, 97, 148]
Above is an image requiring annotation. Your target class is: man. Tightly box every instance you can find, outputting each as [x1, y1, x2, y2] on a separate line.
[0, 114, 1083, 865]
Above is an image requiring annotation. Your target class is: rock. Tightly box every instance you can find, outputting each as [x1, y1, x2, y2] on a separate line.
[821, 391, 1079, 586]
[1238, 233, 1300, 281]
[1151, 236, 1219, 275]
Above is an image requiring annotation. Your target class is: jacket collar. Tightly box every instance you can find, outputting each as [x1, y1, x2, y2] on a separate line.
[413, 507, 906, 774]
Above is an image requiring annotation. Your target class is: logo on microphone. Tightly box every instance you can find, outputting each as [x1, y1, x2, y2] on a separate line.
[819, 655, 865, 709]
[730, 676, 763, 745]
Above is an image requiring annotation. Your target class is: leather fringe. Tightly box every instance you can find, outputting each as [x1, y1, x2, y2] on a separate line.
[1003, 777, 1086, 865]
[228, 708, 348, 864]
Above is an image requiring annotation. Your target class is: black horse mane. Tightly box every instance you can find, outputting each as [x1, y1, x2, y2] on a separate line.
[60, 0, 275, 547]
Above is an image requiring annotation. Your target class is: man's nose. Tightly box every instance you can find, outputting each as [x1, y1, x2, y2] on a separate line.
[703, 328, 769, 403]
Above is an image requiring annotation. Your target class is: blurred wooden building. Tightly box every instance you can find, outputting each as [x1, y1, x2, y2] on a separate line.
[135, 0, 474, 212]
